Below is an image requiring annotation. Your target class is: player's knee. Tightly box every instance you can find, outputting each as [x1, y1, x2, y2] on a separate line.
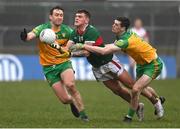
[65, 82, 76, 93]
[61, 96, 72, 104]
[132, 87, 140, 96]
[65, 81, 75, 89]
[129, 81, 134, 89]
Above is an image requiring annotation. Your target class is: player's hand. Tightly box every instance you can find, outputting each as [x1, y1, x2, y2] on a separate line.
[69, 43, 84, 51]
[50, 42, 60, 49]
[50, 43, 67, 54]
[55, 50, 71, 58]
[20, 28, 27, 41]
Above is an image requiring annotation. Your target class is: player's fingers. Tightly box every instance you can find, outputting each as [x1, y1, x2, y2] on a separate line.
[24, 28, 27, 33]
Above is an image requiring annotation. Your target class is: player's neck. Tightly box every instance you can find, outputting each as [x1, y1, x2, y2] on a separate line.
[116, 30, 126, 37]
[77, 24, 88, 34]
[51, 23, 61, 32]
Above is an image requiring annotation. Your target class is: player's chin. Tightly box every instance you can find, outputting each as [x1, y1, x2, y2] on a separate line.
[74, 22, 80, 26]
[74, 23, 78, 26]
[112, 28, 117, 33]
[55, 22, 62, 26]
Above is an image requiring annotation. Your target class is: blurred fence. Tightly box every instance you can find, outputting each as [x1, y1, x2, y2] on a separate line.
[0, 0, 180, 77]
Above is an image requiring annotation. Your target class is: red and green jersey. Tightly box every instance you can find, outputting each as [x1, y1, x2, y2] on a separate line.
[114, 29, 157, 65]
[70, 25, 113, 67]
[32, 22, 72, 66]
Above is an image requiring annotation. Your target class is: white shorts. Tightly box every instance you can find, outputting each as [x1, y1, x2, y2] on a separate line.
[92, 58, 124, 81]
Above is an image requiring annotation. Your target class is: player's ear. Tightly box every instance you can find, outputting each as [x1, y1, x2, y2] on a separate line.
[121, 26, 126, 32]
[49, 15, 52, 21]
[85, 17, 89, 24]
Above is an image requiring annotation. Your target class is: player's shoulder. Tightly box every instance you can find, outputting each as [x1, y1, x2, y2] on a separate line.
[119, 29, 133, 40]
[33, 22, 51, 32]
[33, 22, 51, 36]
[88, 25, 98, 31]
[36, 22, 51, 29]
[86, 24, 99, 34]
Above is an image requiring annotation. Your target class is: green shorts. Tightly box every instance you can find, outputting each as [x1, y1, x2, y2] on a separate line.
[43, 61, 73, 87]
[136, 57, 163, 79]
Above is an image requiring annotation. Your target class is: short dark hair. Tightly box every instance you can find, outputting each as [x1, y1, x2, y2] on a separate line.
[116, 17, 130, 31]
[76, 9, 91, 19]
[49, 6, 64, 15]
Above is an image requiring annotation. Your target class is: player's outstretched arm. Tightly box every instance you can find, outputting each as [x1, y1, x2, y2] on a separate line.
[84, 44, 120, 55]
[20, 28, 36, 41]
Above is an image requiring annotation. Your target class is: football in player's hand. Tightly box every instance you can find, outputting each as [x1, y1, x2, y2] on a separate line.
[40, 29, 56, 44]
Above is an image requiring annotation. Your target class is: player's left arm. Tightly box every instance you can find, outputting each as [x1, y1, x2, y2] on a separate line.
[84, 43, 120, 55]
[71, 50, 90, 57]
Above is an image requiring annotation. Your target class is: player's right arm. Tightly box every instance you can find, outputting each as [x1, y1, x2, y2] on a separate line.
[20, 23, 47, 42]
[64, 30, 90, 57]
[20, 28, 36, 41]
[67, 40, 90, 57]
[26, 31, 36, 41]
[54, 40, 90, 58]
[84, 43, 120, 55]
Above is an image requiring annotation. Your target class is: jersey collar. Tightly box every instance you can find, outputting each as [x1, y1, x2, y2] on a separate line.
[116, 29, 132, 39]
[77, 24, 89, 35]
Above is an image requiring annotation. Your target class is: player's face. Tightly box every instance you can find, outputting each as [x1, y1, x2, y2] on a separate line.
[74, 13, 89, 27]
[112, 20, 125, 34]
[49, 9, 64, 26]
[134, 19, 142, 29]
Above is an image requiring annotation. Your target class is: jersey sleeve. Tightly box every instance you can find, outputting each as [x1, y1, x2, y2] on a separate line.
[69, 29, 76, 42]
[114, 39, 128, 49]
[32, 24, 46, 37]
[65, 26, 73, 39]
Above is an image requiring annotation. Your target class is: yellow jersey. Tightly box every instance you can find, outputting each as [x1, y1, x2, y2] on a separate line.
[114, 30, 157, 65]
[32, 22, 72, 66]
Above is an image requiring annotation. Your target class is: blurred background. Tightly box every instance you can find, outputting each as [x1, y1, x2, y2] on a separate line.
[0, 0, 179, 81]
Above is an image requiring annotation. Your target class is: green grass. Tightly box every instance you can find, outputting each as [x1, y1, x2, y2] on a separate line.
[0, 79, 180, 128]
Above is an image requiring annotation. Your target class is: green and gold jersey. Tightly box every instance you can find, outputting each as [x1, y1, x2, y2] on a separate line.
[114, 29, 157, 65]
[32, 22, 72, 66]
[70, 25, 113, 68]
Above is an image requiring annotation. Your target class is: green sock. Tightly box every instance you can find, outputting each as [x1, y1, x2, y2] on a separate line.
[79, 110, 86, 117]
[127, 108, 136, 118]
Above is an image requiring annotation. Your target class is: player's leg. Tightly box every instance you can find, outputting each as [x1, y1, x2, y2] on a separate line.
[92, 63, 144, 121]
[52, 81, 72, 104]
[118, 64, 164, 111]
[124, 57, 164, 122]
[103, 79, 131, 103]
[61, 68, 88, 121]
[43, 64, 79, 118]
[52, 81, 80, 118]
[103, 79, 145, 121]
[128, 56, 136, 79]
[124, 74, 152, 122]
[141, 57, 164, 119]
[143, 87, 166, 104]
[111, 60, 158, 106]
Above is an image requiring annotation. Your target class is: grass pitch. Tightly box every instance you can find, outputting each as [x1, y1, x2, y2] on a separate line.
[0, 79, 180, 128]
